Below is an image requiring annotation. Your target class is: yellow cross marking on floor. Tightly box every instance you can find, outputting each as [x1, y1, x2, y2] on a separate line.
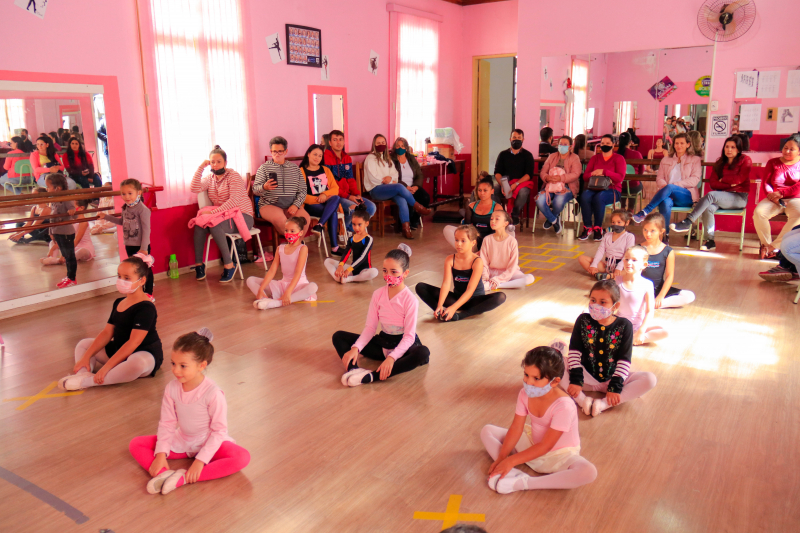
[3, 382, 84, 411]
[295, 300, 335, 307]
[413, 494, 485, 530]
[519, 243, 584, 279]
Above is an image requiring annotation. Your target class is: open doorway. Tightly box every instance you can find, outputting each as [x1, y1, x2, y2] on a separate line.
[472, 54, 517, 184]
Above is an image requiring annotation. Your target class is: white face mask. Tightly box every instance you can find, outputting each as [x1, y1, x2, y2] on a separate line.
[116, 277, 143, 294]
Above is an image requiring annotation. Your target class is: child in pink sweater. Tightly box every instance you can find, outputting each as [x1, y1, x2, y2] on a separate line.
[332, 245, 430, 386]
[129, 329, 250, 495]
[578, 209, 635, 280]
[480, 211, 535, 290]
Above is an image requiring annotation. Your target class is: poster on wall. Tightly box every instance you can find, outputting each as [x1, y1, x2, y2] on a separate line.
[735, 71, 758, 99]
[369, 50, 379, 76]
[776, 107, 799, 135]
[266, 32, 284, 64]
[787, 70, 800, 99]
[756, 70, 781, 99]
[694, 76, 711, 97]
[321, 55, 330, 81]
[709, 114, 729, 138]
[15, 0, 47, 19]
[738, 103, 762, 131]
[286, 24, 322, 68]
[648, 77, 677, 102]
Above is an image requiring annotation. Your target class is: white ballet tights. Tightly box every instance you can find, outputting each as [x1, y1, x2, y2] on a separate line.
[659, 290, 695, 309]
[323, 258, 379, 283]
[480, 425, 597, 492]
[73, 338, 155, 387]
[245, 276, 319, 302]
[486, 270, 535, 290]
[559, 355, 657, 415]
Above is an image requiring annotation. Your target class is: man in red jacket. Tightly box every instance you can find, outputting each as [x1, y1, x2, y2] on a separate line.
[323, 130, 376, 231]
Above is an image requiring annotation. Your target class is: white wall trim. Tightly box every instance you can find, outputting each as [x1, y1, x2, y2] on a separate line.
[386, 3, 444, 23]
[0, 81, 104, 94]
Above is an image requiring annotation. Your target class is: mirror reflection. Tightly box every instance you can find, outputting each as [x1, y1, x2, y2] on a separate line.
[313, 93, 344, 146]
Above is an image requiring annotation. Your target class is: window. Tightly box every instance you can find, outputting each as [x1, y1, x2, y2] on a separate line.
[395, 13, 439, 151]
[1, 99, 25, 142]
[569, 59, 589, 137]
[615, 101, 634, 132]
[149, 0, 251, 206]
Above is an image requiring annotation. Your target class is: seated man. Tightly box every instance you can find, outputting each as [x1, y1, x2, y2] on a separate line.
[323, 129, 376, 231]
[494, 128, 535, 225]
[253, 136, 311, 236]
[538, 126, 559, 157]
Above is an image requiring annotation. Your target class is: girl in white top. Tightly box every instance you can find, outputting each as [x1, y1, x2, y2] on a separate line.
[616, 246, 668, 345]
[246, 217, 318, 310]
[41, 199, 95, 264]
[480, 210, 535, 290]
[578, 209, 635, 280]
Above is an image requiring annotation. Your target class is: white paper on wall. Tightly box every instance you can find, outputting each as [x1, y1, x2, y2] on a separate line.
[321, 55, 330, 81]
[15, 0, 47, 19]
[757, 70, 781, 99]
[709, 114, 729, 138]
[776, 106, 799, 135]
[787, 70, 800, 99]
[738, 103, 762, 131]
[266, 33, 283, 64]
[735, 71, 758, 99]
[369, 50, 379, 76]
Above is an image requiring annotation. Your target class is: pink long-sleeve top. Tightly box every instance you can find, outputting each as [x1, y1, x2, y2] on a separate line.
[655, 154, 703, 202]
[154, 377, 234, 465]
[3, 149, 25, 178]
[763, 157, 800, 199]
[480, 233, 520, 285]
[30, 151, 63, 178]
[590, 231, 636, 271]
[191, 165, 254, 217]
[354, 286, 419, 360]
[539, 152, 582, 196]
[583, 153, 627, 192]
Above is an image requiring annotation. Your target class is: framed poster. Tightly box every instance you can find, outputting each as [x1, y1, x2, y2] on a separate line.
[286, 24, 322, 68]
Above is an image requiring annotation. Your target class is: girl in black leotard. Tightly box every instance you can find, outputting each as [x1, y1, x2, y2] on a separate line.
[416, 225, 506, 321]
[443, 177, 504, 251]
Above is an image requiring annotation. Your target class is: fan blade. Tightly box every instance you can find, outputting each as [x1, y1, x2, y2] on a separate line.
[724, 0, 750, 14]
[724, 19, 738, 35]
[702, 5, 720, 22]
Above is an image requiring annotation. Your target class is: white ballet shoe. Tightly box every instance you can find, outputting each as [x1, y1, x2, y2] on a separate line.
[146, 470, 174, 494]
[488, 474, 501, 492]
[254, 298, 282, 310]
[345, 368, 372, 387]
[160, 469, 186, 495]
[495, 470, 528, 494]
[341, 367, 360, 386]
[580, 396, 594, 416]
[40, 257, 61, 265]
[591, 399, 607, 417]
[59, 373, 94, 391]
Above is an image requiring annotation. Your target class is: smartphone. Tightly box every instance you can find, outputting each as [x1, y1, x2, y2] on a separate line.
[779, 199, 786, 208]
[268, 172, 278, 186]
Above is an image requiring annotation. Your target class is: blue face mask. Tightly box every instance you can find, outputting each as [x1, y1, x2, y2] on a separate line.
[395, 148, 407, 156]
[558, 145, 570, 154]
[523, 379, 553, 398]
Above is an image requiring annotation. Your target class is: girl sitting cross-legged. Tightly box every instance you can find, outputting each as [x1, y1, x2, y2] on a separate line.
[480, 210, 535, 290]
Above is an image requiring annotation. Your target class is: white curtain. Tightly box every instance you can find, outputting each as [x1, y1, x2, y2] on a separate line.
[569, 60, 589, 137]
[395, 13, 439, 152]
[149, 0, 251, 207]
[1, 100, 26, 142]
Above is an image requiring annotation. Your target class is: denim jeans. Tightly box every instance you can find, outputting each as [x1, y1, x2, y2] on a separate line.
[644, 184, 694, 226]
[580, 189, 621, 229]
[306, 196, 342, 247]
[368, 183, 417, 224]
[339, 197, 376, 232]
[685, 191, 748, 239]
[535, 190, 574, 224]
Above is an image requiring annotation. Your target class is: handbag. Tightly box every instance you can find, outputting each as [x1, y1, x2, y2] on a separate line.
[587, 175, 612, 191]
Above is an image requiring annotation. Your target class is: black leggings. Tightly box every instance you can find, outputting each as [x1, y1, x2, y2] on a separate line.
[53, 233, 77, 280]
[126, 245, 154, 295]
[332, 330, 430, 377]
[415, 282, 506, 320]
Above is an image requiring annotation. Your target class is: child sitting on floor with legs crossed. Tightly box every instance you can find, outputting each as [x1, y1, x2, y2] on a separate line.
[323, 204, 379, 283]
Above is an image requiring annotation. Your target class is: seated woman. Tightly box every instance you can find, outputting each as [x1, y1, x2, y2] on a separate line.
[362, 134, 431, 239]
[391, 136, 430, 230]
[301, 144, 343, 255]
[62, 136, 102, 188]
[687, 130, 705, 159]
[632, 133, 702, 240]
[752, 133, 800, 258]
[481, 211, 535, 289]
[579, 134, 627, 242]
[443, 176, 503, 251]
[0, 136, 26, 193]
[190, 145, 255, 283]
[646, 138, 668, 173]
[670, 136, 751, 251]
[617, 132, 644, 213]
[32, 136, 73, 189]
[536, 135, 581, 234]
[573, 134, 596, 161]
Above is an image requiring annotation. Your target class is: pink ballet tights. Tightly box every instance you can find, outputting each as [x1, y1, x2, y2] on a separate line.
[129, 435, 250, 486]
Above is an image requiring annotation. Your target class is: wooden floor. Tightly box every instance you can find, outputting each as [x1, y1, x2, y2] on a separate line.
[1, 222, 798, 533]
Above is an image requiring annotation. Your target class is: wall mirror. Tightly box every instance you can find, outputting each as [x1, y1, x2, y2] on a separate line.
[0, 80, 120, 312]
[307, 86, 348, 148]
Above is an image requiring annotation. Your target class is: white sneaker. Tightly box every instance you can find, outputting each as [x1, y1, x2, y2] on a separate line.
[161, 469, 186, 495]
[59, 373, 94, 391]
[345, 368, 372, 387]
[146, 470, 174, 494]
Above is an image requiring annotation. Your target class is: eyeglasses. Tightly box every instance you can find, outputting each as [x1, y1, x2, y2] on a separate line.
[271, 150, 286, 155]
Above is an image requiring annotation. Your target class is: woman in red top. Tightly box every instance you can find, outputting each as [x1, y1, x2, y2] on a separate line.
[753, 133, 800, 258]
[579, 134, 627, 241]
[670, 136, 751, 251]
[62, 137, 102, 188]
[1, 137, 27, 192]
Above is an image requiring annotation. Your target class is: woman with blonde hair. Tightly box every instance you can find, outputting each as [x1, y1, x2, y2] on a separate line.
[391, 136, 430, 230]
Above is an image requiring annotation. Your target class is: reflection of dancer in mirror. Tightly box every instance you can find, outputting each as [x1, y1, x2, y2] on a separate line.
[269, 37, 282, 60]
[370, 57, 378, 74]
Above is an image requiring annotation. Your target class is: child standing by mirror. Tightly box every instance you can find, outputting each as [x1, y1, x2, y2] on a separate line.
[45, 173, 78, 288]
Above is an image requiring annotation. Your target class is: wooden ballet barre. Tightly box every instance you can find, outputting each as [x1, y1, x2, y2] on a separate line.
[0, 214, 115, 235]
[1, 206, 116, 225]
[0, 186, 113, 204]
[0, 185, 163, 209]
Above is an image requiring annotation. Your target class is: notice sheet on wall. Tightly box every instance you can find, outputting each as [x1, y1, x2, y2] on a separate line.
[738, 104, 762, 131]
[787, 70, 800, 99]
[776, 107, 799, 135]
[709, 114, 729, 138]
[735, 71, 758, 99]
[756, 71, 781, 99]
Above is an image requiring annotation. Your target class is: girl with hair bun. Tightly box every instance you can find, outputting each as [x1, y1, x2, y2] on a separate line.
[332, 244, 431, 386]
[57, 255, 163, 391]
[129, 328, 251, 495]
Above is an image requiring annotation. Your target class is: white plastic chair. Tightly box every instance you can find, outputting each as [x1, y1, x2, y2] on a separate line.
[199, 191, 267, 279]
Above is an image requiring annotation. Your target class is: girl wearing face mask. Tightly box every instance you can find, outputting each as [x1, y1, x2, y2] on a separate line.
[559, 279, 656, 417]
[577, 209, 635, 280]
[616, 246, 668, 345]
[246, 217, 318, 309]
[57, 256, 163, 391]
[480, 211, 535, 290]
[641, 212, 695, 309]
[99, 178, 154, 297]
[536, 135, 581, 234]
[333, 245, 431, 386]
[480, 345, 597, 494]
[580, 134, 627, 242]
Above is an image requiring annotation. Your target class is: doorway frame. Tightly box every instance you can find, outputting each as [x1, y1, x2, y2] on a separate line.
[471, 53, 517, 186]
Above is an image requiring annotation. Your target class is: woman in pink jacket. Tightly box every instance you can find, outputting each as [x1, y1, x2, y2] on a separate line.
[536, 135, 581, 235]
[1, 137, 27, 191]
[632, 133, 702, 239]
[31, 135, 68, 187]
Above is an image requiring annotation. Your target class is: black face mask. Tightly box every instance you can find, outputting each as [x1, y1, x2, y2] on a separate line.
[213, 167, 226, 175]
[510, 140, 523, 150]
[610, 224, 625, 233]
[600, 145, 613, 153]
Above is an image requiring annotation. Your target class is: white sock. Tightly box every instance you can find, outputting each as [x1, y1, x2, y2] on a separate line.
[592, 398, 609, 416]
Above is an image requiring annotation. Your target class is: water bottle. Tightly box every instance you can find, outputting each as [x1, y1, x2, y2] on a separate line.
[168, 254, 179, 279]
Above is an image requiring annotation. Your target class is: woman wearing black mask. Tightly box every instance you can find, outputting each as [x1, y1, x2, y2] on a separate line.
[391, 137, 430, 230]
[617, 132, 644, 212]
[579, 134, 627, 242]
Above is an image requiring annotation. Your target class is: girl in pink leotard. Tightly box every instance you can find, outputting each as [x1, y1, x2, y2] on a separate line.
[616, 246, 668, 345]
